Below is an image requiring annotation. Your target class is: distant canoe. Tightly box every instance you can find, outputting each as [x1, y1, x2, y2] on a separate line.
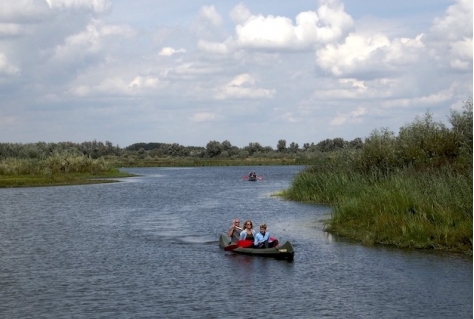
[243, 173, 263, 181]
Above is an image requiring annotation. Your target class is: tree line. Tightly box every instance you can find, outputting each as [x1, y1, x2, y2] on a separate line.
[0, 137, 363, 160]
[0, 100, 471, 171]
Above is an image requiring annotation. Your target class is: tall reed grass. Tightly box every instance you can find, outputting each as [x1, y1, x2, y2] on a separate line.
[282, 165, 472, 253]
[0, 154, 115, 175]
[0, 154, 130, 187]
[282, 105, 473, 254]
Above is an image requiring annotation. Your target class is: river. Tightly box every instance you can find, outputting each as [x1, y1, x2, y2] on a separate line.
[0, 166, 471, 318]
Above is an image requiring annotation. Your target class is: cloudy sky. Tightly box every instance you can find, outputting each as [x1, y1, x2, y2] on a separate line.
[0, 0, 472, 148]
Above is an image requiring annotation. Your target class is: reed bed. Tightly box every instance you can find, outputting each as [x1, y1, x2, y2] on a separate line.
[0, 154, 131, 187]
[282, 106, 473, 254]
[281, 164, 472, 254]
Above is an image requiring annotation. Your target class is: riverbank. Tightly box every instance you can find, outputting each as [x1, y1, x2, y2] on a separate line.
[0, 155, 135, 188]
[0, 156, 303, 187]
[279, 164, 472, 256]
[0, 170, 134, 188]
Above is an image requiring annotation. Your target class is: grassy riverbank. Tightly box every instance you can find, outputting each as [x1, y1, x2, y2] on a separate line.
[0, 155, 300, 187]
[280, 166, 472, 254]
[280, 108, 473, 255]
[0, 155, 133, 188]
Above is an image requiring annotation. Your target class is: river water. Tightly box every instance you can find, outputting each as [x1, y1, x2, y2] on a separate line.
[0, 166, 472, 318]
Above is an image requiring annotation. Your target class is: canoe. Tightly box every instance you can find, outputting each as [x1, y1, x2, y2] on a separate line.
[219, 234, 294, 262]
[242, 173, 263, 181]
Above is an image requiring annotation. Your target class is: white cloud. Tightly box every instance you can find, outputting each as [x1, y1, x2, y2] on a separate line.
[430, 0, 472, 41]
[330, 106, 367, 126]
[0, 53, 20, 75]
[280, 112, 298, 123]
[339, 78, 367, 92]
[128, 76, 159, 90]
[315, 0, 472, 80]
[199, 5, 222, 26]
[197, 40, 230, 54]
[45, 0, 112, 13]
[190, 112, 217, 122]
[0, 0, 471, 148]
[316, 28, 454, 79]
[233, 2, 353, 50]
[381, 87, 456, 109]
[50, 20, 135, 65]
[159, 47, 186, 56]
[193, 5, 226, 41]
[316, 33, 401, 77]
[0, 1, 50, 21]
[0, 23, 23, 37]
[200, 0, 353, 53]
[215, 73, 276, 100]
[230, 4, 252, 25]
[427, 0, 473, 71]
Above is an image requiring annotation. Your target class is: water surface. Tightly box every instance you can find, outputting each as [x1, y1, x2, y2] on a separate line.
[0, 166, 471, 318]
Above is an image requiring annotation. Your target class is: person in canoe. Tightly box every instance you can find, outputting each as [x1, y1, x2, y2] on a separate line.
[227, 218, 242, 243]
[254, 224, 278, 248]
[239, 220, 256, 241]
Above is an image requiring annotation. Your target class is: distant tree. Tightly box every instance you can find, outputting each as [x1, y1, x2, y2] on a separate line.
[205, 140, 223, 157]
[277, 139, 286, 152]
[316, 138, 347, 152]
[349, 138, 363, 149]
[449, 98, 473, 155]
[167, 143, 188, 156]
[288, 142, 299, 153]
[262, 146, 273, 153]
[244, 142, 265, 156]
[221, 140, 240, 157]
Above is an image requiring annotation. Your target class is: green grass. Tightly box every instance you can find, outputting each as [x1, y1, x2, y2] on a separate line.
[0, 170, 134, 188]
[0, 155, 134, 187]
[281, 167, 472, 255]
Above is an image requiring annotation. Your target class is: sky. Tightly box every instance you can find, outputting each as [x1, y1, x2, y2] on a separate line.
[0, 0, 472, 148]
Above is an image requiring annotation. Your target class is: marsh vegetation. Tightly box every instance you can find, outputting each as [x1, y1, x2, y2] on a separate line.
[280, 101, 473, 254]
[1, 101, 472, 254]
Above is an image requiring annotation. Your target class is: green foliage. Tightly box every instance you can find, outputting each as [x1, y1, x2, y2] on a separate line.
[358, 108, 472, 174]
[277, 139, 286, 152]
[359, 128, 398, 174]
[282, 100, 473, 254]
[0, 154, 115, 175]
[396, 112, 457, 169]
